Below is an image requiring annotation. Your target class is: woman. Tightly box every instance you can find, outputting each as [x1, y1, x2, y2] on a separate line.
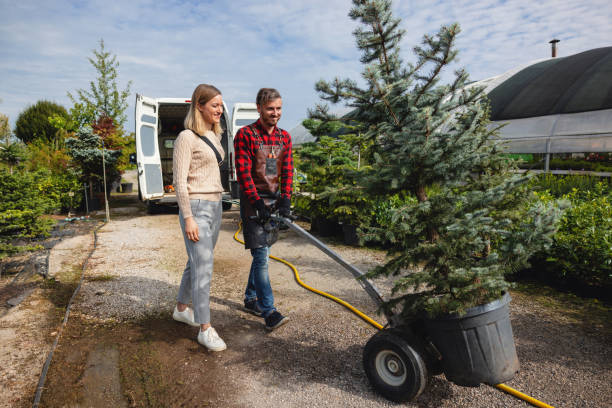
[171, 84, 226, 351]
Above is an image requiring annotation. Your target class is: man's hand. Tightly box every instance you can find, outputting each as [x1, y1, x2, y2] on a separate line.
[254, 199, 271, 222]
[278, 197, 291, 217]
[184, 217, 199, 242]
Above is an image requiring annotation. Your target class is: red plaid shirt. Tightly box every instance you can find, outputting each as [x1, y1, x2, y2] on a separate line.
[234, 119, 293, 204]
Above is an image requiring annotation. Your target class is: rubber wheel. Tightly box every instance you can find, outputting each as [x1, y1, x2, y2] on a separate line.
[363, 328, 428, 402]
[222, 201, 232, 211]
[146, 200, 160, 214]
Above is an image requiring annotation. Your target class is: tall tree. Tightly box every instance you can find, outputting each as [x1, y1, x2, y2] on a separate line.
[14, 101, 69, 146]
[312, 0, 561, 317]
[68, 39, 132, 130]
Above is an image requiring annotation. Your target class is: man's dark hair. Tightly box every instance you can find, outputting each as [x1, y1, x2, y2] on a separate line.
[256, 88, 281, 106]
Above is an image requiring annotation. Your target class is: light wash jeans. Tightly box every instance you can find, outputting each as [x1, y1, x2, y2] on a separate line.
[244, 246, 276, 317]
[177, 199, 221, 324]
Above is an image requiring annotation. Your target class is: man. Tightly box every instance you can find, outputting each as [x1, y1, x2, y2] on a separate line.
[234, 88, 293, 330]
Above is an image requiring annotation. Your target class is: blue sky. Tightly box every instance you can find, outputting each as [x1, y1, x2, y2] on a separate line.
[1, 0, 611, 134]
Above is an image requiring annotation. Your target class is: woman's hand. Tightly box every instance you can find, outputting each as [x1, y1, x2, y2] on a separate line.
[184, 217, 199, 242]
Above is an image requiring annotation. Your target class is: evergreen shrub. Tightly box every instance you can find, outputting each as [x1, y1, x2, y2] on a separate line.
[528, 184, 612, 293]
[0, 169, 81, 258]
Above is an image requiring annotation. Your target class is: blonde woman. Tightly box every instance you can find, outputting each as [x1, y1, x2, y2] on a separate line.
[172, 84, 226, 351]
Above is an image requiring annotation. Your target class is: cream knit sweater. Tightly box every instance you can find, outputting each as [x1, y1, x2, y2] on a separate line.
[172, 129, 225, 219]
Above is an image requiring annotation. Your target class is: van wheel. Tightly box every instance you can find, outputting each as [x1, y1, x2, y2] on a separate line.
[146, 201, 160, 214]
[222, 201, 232, 211]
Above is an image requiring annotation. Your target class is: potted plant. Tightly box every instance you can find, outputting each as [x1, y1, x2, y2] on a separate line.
[325, 168, 373, 245]
[295, 135, 358, 237]
[312, 0, 562, 389]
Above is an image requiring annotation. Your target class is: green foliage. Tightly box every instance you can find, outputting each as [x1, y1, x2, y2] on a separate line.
[118, 131, 136, 171]
[0, 141, 27, 174]
[311, 0, 562, 317]
[25, 140, 71, 174]
[530, 185, 612, 291]
[0, 169, 82, 258]
[14, 100, 69, 145]
[66, 126, 122, 187]
[530, 173, 611, 197]
[294, 135, 359, 221]
[68, 39, 132, 130]
[302, 118, 345, 141]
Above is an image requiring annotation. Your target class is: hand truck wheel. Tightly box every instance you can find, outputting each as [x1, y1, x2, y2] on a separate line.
[363, 328, 428, 402]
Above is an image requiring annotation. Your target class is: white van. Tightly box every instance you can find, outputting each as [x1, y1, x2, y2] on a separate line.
[231, 103, 259, 135]
[135, 94, 252, 212]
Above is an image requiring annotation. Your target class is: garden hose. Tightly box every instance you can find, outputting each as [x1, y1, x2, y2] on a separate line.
[233, 221, 554, 408]
[33, 221, 105, 408]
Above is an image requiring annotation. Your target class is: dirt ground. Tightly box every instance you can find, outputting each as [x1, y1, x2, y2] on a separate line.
[1, 192, 611, 408]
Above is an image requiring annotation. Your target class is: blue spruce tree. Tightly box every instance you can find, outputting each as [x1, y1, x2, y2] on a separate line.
[312, 0, 562, 317]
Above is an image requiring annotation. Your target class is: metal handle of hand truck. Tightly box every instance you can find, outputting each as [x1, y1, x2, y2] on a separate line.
[272, 215, 388, 314]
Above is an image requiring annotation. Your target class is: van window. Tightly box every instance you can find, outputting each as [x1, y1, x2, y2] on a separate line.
[140, 125, 156, 157]
[142, 114, 156, 124]
[235, 119, 255, 127]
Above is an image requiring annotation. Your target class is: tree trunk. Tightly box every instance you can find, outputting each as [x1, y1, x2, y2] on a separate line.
[415, 185, 440, 242]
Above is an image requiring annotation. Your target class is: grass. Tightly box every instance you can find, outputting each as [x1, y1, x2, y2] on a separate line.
[86, 274, 117, 282]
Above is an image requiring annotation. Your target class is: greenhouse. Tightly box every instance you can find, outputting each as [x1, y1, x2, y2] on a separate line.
[477, 46, 612, 165]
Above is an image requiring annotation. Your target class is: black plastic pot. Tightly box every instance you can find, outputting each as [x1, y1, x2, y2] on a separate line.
[121, 182, 133, 193]
[423, 293, 519, 386]
[311, 217, 340, 237]
[342, 224, 359, 245]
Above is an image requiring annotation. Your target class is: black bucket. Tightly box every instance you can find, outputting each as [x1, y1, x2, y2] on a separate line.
[423, 293, 519, 386]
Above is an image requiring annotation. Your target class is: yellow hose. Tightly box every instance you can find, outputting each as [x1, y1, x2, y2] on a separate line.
[494, 384, 555, 408]
[233, 221, 554, 408]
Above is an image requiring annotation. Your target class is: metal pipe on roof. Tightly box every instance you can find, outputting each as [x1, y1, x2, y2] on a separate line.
[549, 39, 560, 58]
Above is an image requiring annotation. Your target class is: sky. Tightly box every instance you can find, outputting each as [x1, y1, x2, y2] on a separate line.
[1, 0, 611, 135]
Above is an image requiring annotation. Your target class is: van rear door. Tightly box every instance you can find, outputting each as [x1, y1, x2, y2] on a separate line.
[135, 94, 164, 200]
[231, 103, 259, 135]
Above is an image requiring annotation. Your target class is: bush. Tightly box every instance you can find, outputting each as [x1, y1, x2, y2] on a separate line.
[530, 173, 610, 198]
[14, 100, 69, 145]
[0, 169, 81, 258]
[527, 184, 612, 293]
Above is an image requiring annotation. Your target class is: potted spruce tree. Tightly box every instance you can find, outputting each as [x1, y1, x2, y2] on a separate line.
[311, 0, 562, 398]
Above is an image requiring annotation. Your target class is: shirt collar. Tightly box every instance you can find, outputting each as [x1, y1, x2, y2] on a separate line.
[255, 118, 278, 137]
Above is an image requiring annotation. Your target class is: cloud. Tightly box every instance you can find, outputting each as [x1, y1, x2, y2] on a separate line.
[0, 0, 611, 133]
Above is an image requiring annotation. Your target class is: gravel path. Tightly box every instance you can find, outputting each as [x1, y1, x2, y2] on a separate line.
[3, 189, 608, 407]
[58, 202, 611, 408]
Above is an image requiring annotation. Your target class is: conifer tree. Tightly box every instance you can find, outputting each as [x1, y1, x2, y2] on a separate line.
[68, 39, 132, 130]
[313, 0, 561, 317]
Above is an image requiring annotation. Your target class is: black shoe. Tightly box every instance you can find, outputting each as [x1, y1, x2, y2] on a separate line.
[265, 311, 289, 331]
[243, 299, 263, 317]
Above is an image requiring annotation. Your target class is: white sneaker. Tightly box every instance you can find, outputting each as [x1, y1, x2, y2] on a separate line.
[173, 306, 199, 327]
[197, 327, 227, 352]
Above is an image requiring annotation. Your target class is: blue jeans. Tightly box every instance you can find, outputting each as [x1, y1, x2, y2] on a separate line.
[244, 246, 276, 317]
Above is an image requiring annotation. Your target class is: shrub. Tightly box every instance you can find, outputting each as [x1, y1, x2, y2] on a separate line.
[0, 170, 54, 258]
[528, 184, 612, 292]
[0, 169, 82, 258]
[14, 100, 69, 145]
[530, 173, 610, 198]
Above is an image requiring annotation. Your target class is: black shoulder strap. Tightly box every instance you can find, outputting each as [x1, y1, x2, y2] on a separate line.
[193, 131, 224, 166]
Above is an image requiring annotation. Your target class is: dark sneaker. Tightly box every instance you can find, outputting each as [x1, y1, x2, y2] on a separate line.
[243, 299, 263, 317]
[265, 311, 289, 331]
